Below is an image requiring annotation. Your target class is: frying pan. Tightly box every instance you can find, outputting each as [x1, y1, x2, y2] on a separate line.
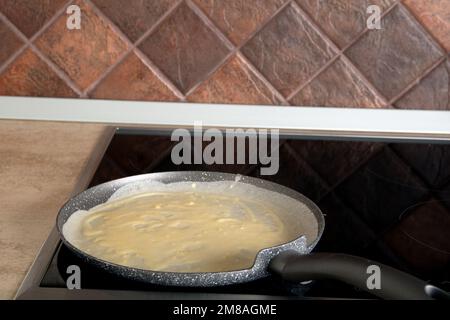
[56, 172, 448, 300]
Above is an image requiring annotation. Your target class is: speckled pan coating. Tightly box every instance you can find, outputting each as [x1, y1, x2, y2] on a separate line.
[56, 171, 325, 287]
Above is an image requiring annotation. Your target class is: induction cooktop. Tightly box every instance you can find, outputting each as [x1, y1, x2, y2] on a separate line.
[15, 127, 450, 299]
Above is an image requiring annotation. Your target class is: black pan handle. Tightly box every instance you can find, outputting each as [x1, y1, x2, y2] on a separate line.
[269, 251, 449, 300]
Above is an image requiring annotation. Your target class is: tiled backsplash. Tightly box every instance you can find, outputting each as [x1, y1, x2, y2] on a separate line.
[0, 0, 448, 109]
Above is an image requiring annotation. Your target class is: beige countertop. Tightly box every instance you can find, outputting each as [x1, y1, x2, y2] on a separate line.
[0, 120, 109, 299]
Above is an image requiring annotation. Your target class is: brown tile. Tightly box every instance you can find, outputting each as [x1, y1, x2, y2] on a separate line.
[92, 0, 177, 42]
[290, 57, 385, 108]
[0, 20, 23, 65]
[346, 5, 444, 100]
[35, 0, 128, 91]
[193, 0, 287, 45]
[90, 53, 179, 101]
[395, 59, 450, 110]
[0, 49, 76, 97]
[384, 200, 450, 276]
[289, 140, 383, 187]
[0, 0, 67, 37]
[139, 2, 230, 94]
[298, 0, 395, 48]
[187, 55, 284, 105]
[241, 3, 336, 97]
[403, 0, 450, 52]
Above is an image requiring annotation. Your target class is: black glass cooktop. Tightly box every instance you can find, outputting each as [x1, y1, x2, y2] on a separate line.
[21, 128, 450, 299]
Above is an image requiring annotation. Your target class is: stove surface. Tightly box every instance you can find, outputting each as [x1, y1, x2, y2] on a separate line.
[16, 128, 450, 299]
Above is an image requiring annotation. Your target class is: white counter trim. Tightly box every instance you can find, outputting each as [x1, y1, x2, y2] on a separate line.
[1, 96, 450, 141]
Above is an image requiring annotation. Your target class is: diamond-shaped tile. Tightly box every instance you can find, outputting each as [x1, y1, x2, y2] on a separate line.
[395, 59, 449, 110]
[241, 3, 336, 97]
[346, 5, 444, 100]
[336, 148, 429, 233]
[35, 0, 128, 91]
[0, 19, 23, 65]
[193, 0, 288, 45]
[290, 57, 386, 108]
[297, 0, 395, 48]
[391, 142, 450, 188]
[92, 0, 177, 42]
[0, 0, 67, 38]
[0, 48, 76, 97]
[139, 2, 230, 94]
[288, 140, 383, 187]
[187, 55, 284, 105]
[403, 0, 450, 52]
[90, 53, 179, 101]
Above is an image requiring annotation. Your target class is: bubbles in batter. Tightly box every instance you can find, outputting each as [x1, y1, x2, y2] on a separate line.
[63, 180, 318, 273]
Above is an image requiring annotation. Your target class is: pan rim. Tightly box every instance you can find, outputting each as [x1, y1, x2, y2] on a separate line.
[56, 171, 325, 284]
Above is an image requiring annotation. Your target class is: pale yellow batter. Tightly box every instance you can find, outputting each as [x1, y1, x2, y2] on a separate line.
[63, 181, 318, 273]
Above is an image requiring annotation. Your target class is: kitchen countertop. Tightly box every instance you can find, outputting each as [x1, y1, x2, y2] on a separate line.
[0, 120, 108, 299]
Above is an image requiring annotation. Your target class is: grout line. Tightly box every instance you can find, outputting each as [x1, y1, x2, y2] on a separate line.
[290, 1, 341, 52]
[236, 52, 290, 105]
[185, 0, 235, 50]
[30, 44, 84, 96]
[0, 10, 84, 96]
[340, 54, 392, 107]
[83, 0, 185, 99]
[234, 0, 293, 51]
[183, 0, 290, 103]
[387, 56, 447, 107]
[0, 12, 30, 74]
[82, 50, 132, 97]
[0, 42, 28, 75]
[133, 49, 186, 100]
[286, 1, 397, 105]
[286, 55, 339, 102]
[83, 0, 132, 47]
[135, 0, 186, 47]
[289, 1, 399, 104]
[340, 1, 450, 109]
[29, 0, 74, 42]
[397, 1, 448, 56]
[182, 0, 239, 97]
[182, 51, 235, 98]
[337, 1, 399, 53]
[0, 0, 72, 73]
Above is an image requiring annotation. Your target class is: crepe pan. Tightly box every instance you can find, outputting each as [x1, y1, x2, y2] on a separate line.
[56, 172, 448, 300]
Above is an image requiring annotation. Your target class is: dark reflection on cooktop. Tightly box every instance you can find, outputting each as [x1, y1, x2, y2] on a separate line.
[41, 130, 450, 296]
